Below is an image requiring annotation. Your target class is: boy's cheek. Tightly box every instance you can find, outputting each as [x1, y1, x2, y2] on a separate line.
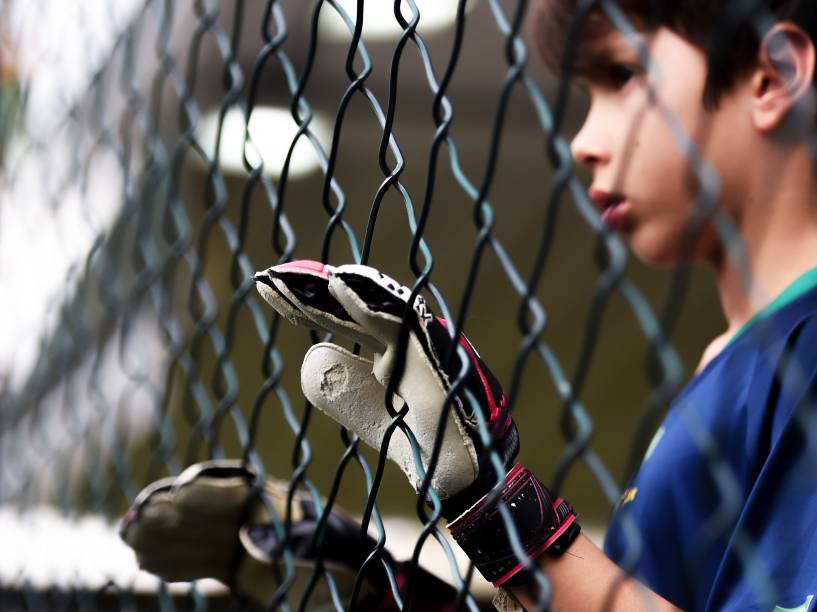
[626, 202, 720, 267]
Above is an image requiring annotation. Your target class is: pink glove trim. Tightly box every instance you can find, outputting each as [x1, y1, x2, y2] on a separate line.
[447, 464, 580, 587]
[435, 316, 513, 437]
[273, 259, 328, 276]
[493, 509, 578, 586]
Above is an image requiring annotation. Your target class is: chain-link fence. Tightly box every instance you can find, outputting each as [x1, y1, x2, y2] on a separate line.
[2, 0, 816, 610]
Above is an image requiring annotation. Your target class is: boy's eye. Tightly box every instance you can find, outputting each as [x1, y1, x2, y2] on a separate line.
[606, 64, 636, 89]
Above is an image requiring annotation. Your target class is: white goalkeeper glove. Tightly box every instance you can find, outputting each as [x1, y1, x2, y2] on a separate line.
[254, 261, 581, 588]
[254, 260, 519, 521]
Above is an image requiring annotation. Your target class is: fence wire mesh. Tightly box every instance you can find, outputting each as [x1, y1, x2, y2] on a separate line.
[1, 0, 816, 610]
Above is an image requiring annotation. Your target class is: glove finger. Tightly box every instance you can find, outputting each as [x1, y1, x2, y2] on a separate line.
[326, 264, 445, 389]
[124, 493, 242, 548]
[175, 460, 310, 525]
[324, 266, 458, 419]
[300, 342, 420, 488]
[254, 267, 316, 329]
[327, 264, 419, 349]
[132, 547, 233, 583]
[254, 260, 381, 350]
[127, 476, 176, 514]
[123, 461, 254, 538]
[172, 460, 256, 519]
[122, 490, 239, 575]
[329, 264, 513, 443]
[128, 521, 237, 559]
[120, 487, 178, 546]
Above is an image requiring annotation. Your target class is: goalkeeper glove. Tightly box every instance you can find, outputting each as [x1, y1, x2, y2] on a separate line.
[121, 460, 403, 608]
[255, 261, 580, 586]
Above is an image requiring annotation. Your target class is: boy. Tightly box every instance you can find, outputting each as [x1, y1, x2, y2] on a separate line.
[521, 1, 817, 610]
[124, 1, 817, 610]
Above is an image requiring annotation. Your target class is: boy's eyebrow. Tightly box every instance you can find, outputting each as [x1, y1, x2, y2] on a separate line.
[565, 32, 648, 81]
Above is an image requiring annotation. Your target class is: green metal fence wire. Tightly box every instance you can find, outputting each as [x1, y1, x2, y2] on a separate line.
[1, 0, 816, 610]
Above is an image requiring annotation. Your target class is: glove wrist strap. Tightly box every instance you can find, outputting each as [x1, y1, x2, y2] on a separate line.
[447, 464, 580, 586]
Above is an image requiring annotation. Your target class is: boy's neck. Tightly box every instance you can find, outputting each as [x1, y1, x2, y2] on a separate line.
[714, 148, 817, 337]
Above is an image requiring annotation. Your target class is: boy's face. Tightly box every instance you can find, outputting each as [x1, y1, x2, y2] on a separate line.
[571, 22, 750, 266]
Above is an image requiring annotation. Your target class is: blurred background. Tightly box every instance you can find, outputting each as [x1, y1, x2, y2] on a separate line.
[0, 0, 724, 608]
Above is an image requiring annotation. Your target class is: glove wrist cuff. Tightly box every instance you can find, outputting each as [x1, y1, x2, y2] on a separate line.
[446, 464, 580, 586]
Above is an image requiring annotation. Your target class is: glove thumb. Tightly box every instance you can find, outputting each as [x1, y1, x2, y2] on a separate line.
[301, 343, 478, 499]
[300, 343, 421, 488]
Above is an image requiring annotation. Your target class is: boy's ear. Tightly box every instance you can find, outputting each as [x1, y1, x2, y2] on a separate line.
[751, 22, 816, 133]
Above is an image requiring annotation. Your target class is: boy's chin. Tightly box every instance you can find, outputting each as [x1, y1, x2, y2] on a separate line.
[629, 230, 717, 268]
[628, 233, 691, 268]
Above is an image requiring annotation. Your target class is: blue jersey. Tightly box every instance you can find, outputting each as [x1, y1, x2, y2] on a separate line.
[604, 270, 817, 612]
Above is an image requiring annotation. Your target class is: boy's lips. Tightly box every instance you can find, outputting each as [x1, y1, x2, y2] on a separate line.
[601, 200, 631, 231]
[588, 188, 631, 232]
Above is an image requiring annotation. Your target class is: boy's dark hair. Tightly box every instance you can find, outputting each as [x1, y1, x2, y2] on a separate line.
[533, 0, 817, 108]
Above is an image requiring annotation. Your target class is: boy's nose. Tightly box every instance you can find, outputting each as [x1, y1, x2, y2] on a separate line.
[570, 109, 611, 170]
[570, 129, 610, 170]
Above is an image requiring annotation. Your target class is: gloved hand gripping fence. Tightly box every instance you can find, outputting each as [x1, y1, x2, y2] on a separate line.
[120, 460, 420, 608]
[255, 260, 581, 586]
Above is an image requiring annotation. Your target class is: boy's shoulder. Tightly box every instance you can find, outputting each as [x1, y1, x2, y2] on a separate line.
[659, 276, 817, 456]
[676, 277, 817, 452]
[696, 332, 732, 374]
[698, 270, 817, 381]
[742, 275, 817, 366]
